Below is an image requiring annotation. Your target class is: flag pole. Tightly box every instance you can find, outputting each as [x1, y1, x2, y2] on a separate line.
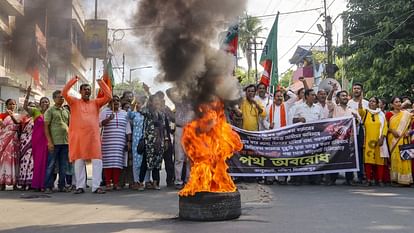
[92, 0, 98, 99]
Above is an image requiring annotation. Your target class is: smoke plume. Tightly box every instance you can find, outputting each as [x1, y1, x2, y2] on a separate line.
[134, 0, 246, 110]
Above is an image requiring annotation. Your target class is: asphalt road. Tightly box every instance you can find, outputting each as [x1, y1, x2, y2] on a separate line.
[1, 182, 414, 233]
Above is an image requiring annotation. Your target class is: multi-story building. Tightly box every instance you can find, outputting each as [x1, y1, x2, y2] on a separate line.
[0, 0, 24, 111]
[47, 0, 88, 97]
[0, 0, 88, 110]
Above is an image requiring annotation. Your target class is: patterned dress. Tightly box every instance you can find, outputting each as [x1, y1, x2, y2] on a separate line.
[18, 117, 34, 186]
[142, 108, 168, 170]
[100, 108, 130, 169]
[127, 110, 145, 182]
[0, 115, 20, 185]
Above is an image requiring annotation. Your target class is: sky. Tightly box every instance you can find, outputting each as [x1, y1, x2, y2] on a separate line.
[81, 0, 348, 92]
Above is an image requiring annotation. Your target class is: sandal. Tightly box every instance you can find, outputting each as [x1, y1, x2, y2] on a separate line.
[93, 188, 106, 194]
[74, 188, 85, 194]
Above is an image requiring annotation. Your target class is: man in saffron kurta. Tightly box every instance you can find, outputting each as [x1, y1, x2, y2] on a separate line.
[62, 76, 112, 193]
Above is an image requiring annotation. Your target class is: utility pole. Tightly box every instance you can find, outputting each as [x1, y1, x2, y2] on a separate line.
[342, 12, 348, 89]
[248, 39, 263, 84]
[324, 0, 334, 79]
[91, 0, 98, 98]
[122, 53, 125, 83]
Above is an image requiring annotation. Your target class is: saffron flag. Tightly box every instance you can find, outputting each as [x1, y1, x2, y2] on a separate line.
[259, 12, 279, 89]
[97, 59, 114, 98]
[221, 23, 239, 56]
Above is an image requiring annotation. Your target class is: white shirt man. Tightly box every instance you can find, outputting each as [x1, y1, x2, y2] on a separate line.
[347, 83, 369, 110]
[292, 89, 324, 123]
[264, 90, 296, 129]
[316, 89, 330, 119]
[255, 83, 272, 130]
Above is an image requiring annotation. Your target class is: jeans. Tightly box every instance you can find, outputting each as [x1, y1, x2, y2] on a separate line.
[45, 144, 69, 189]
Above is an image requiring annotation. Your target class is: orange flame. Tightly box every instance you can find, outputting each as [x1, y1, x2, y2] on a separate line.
[179, 101, 243, 197]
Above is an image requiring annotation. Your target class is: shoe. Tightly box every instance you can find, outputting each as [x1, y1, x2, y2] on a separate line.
[74, 188, 85, 194]
[130, 182, 139, 190]
[364, 180, 372, 187]
[264, 177, 275, 185]
[342, 180, 353, 186]
[153, 182, 160, 190]
[93, 188, 106, 194]
[325, 181, 336, 186]
[137, 183, 145, 191]
[44, 188, 53, 194]
[175, 184, 184, 190]
[278, 180, 288, 185]
[145, 182, 154, 190]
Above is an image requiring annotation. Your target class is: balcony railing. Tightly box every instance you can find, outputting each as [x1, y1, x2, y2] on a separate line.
[0, 0, 24, 16]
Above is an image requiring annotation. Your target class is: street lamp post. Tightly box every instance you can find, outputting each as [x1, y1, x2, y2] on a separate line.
[129, 66, 152, 83]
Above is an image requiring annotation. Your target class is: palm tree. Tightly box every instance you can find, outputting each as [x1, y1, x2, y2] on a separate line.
[238, 13, 264, 79]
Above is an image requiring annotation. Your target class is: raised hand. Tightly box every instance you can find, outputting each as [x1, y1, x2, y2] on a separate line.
[332, 83, 338, 92]
[107, 113, 115, 121]
[142, 83, 150, 94]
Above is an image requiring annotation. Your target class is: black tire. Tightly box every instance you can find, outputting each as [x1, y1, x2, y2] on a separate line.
[179, 191, 241, 221]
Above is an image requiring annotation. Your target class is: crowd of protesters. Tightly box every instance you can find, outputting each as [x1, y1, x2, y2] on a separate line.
[0, 77, 181, 194]
[1, 76, 414, 194]
[228, 77, 414, 187]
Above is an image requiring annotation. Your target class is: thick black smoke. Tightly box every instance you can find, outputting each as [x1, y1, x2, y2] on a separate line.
[134, 0, 246, 110]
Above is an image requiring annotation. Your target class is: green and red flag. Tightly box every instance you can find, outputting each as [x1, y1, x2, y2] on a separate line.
[221, 23, 239, 56]
[259, 12, 279, 89]
[97, 58, 114, 98]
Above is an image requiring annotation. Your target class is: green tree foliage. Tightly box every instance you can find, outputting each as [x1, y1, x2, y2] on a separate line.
[113, 80, 146, 97]
[239, 14, 264, 74]
[235, 67, 256, 87]
[338, 0, 414, 100]
[279, 69, 293, 87]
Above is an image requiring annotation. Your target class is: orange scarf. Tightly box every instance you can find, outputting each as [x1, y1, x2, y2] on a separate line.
[269, 103, 286, 127]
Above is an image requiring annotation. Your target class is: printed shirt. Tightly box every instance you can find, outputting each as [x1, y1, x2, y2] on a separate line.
[44, 105, 70, 145]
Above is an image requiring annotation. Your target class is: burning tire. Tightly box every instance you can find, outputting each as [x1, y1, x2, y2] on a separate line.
[179, 191, 241, 221]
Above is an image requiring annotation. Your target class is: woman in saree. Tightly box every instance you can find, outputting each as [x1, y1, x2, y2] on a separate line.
[18, 102, 36, 190]
[0, 99, 21, 190]
[23, 86, 50, 191]
[386, 97, 413, 186]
